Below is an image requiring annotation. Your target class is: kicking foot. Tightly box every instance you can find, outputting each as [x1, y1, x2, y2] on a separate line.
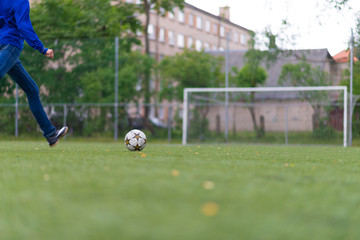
[47, 126, 69, 147]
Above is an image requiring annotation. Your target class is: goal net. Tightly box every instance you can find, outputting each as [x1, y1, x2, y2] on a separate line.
[182, 87, 348, 147]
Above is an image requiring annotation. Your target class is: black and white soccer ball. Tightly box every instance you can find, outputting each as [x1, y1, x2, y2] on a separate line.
[124, 129, 147, 151]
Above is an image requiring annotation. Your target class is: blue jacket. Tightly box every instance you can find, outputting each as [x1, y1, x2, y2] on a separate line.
[0, 0, 47, 54]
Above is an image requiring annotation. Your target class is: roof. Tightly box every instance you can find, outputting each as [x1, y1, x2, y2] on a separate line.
[207, 48, 335, 100]
[184, 2, 252, 33]
[333, 49, 359, 63]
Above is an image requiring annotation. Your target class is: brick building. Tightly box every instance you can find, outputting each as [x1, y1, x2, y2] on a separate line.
[127, 1, 253, 58]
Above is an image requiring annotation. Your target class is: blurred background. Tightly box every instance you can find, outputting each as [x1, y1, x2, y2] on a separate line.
[1, 0, 359, 146]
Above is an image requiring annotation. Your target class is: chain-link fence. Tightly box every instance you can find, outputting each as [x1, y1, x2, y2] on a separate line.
[183, 88, 351, 146]
[0, 103, 183, 142]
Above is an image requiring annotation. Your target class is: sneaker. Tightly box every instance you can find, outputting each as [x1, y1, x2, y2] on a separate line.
[47, 126, 69, 147]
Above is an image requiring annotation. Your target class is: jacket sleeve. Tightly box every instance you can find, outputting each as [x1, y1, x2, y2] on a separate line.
[14, 0, 48, 54]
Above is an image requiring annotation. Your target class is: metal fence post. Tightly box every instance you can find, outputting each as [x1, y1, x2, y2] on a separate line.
[114, 36, 119, 141]
[168, 106, 172, 143]
[63, 104, 67, 127]
[285, 105, 288, 145]
[15, 84, 19, 138]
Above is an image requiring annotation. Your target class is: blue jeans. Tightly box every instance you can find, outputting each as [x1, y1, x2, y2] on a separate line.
[0, 44, 56, 138]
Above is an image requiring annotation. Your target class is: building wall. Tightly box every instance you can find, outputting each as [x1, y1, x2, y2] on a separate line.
[132, 1, 252, 57]
[195, 100, 315, 132]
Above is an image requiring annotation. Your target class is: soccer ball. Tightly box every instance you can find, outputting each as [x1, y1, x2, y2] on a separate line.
[124, 129, 147, 151]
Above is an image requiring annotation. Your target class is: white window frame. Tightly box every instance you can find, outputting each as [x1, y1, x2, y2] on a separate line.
[188, 14, 194, 27]
[220, 25, 225, 37]
[195, 39, 202, 51]
[148, 24, 156, 40]
[234, 32, 239, 43]
[196, 16, 203, 30]
[168, 30, 175, 46]
[178, 11, 185, 23]
[159, 28, 165, 42]
[187, 37, 193, 49]
[204, 42, 210, 50]
[177, 34, 185, 48]
[213, 23, 218, 35]
[228, 30, 232, 41]
[205, 20, 211, 33]
[240, 33, 246, 45]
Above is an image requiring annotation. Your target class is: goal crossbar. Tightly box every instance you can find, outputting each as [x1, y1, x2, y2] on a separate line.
[182, 86, 348, 147]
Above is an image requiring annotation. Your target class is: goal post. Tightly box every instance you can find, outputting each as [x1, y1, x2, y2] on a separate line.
[182, 86, 348, 147]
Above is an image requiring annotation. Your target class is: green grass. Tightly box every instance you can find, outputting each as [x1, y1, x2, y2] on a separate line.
[1, 140, 360, 240]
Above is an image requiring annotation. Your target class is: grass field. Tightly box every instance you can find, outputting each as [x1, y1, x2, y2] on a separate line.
[1, 140, 360, 240]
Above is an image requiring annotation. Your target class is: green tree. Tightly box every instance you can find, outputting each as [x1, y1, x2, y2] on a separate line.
[328, 0, 350, 10]
[25, 0, 142, 103]
[160, 49, 223, 101]
[160, 49, 223, 139]
[278, 59, 332, 129]
[340, 61, 360, 136]
[229, 31, 275, 138]
[131, 0, 184, 122]
[11, 0, 144, 136]
[232, 64, 267, 137]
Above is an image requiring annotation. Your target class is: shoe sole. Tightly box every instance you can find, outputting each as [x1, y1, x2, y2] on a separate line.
[50, 127, 69, 148]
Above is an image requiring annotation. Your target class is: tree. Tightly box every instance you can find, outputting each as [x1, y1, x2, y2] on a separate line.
[22, 0, 142, 104]
[11, 0, 144, 136]
[232, 64, 267, 138]
[340, 61, 360, 135]
[130, 0, 184, 122]
[278, 59, 332, 129]
[328, 0, 350, 10]
[160, 49, 224, 139]
[230, 31, 275, 138]
[160, 49, 224, 101]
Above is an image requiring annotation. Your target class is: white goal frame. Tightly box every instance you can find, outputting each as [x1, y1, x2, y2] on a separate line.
[182, 86, 348, 147]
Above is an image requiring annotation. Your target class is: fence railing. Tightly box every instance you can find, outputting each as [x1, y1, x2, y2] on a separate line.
[1, 102, 183, 142]
[1, 101, 360, 146]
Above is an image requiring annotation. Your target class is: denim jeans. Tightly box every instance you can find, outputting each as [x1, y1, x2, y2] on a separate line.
[0, 44, 56, 138]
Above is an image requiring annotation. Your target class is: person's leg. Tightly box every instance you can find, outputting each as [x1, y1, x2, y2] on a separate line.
[0, 44, 21, 79]
[7, 60, 56, 138]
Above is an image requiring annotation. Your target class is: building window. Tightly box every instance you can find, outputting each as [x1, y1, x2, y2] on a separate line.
[135, 0, 141, 4]
[188, 14, 194, 27]
[136, 29, 142, 37]
[187, 37, 193, 48]
[125, 0, 133, 3]
[213, 23, 218, 35]
[228, 30, 232, 41]
[240, 33, 246, 45]
[178, 11, 185, 23]
[195, 39, 202, 51]
[159, 28, 165, 42]
[212, 45, 217, 51]
[234, 32, 239, 43]
[204, 42, 210, 50]
[159, 7, 166, 16]
[148, 24, 156, 39]
[177, 34, 184, 48]
[205, 20, 210, 32]
[168, 11, 174, 19]
[168, 30, 175, 46]
[220, 26, 225, 37]
[219, 46, 224, 51]
[196, 16, 203, 30]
